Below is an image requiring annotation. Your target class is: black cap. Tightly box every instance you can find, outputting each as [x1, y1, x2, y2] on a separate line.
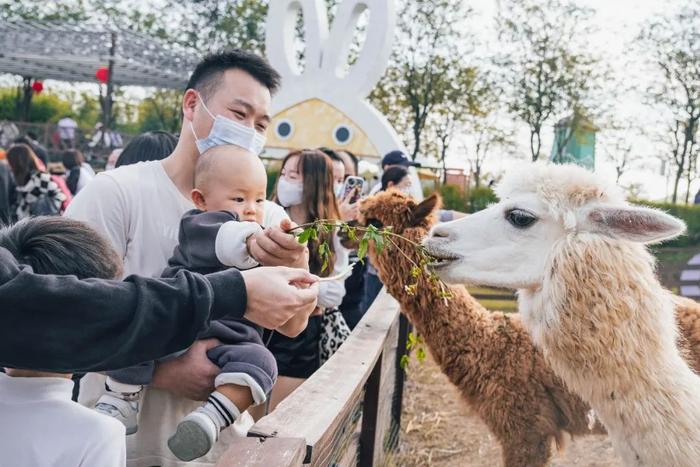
[381, 150, 420, 168]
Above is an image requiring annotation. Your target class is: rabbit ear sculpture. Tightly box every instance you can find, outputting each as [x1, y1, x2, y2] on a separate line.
[265, 0, 405, 157]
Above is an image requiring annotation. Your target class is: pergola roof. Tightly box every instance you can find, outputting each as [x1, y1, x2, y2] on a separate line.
[0, 19, 199, 89]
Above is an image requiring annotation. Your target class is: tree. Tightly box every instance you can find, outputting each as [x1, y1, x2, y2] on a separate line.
[496, 0, 602, 161]
[431, 66, 480, 182]
[641, 2, 700, 204]
[598, 123, 646, 185]
[136, 90, 182, 133]
[370, 0, 470, 161]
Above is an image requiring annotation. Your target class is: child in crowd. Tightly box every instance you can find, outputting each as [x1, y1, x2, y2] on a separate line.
[0, 217, 126, 467]
[95, 144, 301, 462]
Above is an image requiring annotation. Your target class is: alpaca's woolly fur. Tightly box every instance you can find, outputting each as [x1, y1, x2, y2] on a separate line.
[360, 191, 602, 467]
[361, 189, 700, 467]
[504, 164, 700, 466]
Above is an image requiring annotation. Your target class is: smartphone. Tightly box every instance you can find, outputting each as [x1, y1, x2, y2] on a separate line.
[341, 176, 365, 204]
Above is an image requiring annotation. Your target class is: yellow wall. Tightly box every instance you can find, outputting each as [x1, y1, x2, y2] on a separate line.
[266, 98, 378, 156]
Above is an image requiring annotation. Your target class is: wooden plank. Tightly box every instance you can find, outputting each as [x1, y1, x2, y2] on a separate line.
[216, 437, 306, 467]
[359, 356, 382, 466]
[372, 317, 400, 465]
[249, 289, 401, 465]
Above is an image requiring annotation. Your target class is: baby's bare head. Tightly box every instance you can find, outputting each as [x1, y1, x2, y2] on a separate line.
[193, 145, 268, 223]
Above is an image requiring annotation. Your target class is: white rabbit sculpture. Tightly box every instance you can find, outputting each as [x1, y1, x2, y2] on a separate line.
[264, 0, 406, 158]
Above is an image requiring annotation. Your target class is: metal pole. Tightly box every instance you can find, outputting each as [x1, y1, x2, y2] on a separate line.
[104, 31, 117, 130]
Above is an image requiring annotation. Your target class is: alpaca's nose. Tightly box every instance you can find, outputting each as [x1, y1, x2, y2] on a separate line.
[430, 225, 452, 240]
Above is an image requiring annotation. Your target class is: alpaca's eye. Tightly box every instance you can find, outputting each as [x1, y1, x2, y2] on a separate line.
[367, 218, 383, 229]
[506, 209, 537, 228]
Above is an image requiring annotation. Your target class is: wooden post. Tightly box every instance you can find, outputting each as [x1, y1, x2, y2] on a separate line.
[359, 355, 382, 466]
[389, 314, 410, 450]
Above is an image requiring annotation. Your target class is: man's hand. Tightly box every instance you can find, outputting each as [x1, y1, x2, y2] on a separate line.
[241, 266, 319, 330]
[248, 218, 308, 268]
[151, 339, 221, 401]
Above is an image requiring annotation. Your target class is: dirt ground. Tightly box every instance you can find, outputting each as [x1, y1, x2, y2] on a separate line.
[389, 352, 622, 467]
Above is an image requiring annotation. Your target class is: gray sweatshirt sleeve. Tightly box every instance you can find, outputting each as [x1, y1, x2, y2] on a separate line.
[0, 246, 247, 373]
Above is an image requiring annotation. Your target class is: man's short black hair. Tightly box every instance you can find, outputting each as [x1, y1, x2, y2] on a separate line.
[0, 217, 123, 280]
[185, 50, 281, 101]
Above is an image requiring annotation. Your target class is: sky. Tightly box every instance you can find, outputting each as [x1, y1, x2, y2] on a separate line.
[441, 0, 689, 201]
[0, 0, 693, 201]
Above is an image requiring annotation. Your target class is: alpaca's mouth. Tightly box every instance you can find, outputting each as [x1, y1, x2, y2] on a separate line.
[425, 248, 461, 269]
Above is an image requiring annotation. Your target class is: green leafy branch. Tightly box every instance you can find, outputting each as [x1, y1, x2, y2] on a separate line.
[288, 219, 453, 305]
[400, 331, 427, 371]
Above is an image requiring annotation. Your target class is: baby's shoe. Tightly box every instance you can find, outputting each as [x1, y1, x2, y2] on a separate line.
[94, 393, 139, 435]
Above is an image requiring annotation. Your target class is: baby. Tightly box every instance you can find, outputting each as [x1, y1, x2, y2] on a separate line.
[95, 145, 303, 461]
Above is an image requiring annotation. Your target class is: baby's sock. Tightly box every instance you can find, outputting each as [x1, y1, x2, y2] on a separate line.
[105, 378, 142, 400]
[198, 390, 241, 431]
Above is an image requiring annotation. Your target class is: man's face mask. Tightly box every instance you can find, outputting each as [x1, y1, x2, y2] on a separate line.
[189, 94, 266, 155]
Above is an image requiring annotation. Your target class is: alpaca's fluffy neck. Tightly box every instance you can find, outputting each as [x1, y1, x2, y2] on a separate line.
[520, 235, 700, 466]
[370, 227, 497, 399]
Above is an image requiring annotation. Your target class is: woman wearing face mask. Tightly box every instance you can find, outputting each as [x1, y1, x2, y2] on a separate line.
[381, 166, 412, 193]
[263, 149, 350, 413]
[319, 147, 359, 223]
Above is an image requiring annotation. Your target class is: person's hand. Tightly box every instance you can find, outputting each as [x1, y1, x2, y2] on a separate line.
[276, 312, 310, 338]
[150, 339, 221, 401]
[242, 266, 319, 330]
[247, 218, 308, 268]
[339, 198, 359, 222]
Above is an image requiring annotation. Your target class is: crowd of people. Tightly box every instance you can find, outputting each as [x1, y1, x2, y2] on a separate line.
[0, 49, 427, 467]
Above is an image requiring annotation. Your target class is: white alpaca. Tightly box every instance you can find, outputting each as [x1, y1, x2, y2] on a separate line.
[423, 162, 700, 467]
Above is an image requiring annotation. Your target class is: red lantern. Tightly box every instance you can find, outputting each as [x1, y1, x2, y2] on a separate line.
[95, 67, 109, 83]
[31, 80, 44, 94]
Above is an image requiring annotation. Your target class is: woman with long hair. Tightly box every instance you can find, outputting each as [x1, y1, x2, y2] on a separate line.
[62, 149, 94, 195]
[264, 149, 350, 413]
[6, 144, 68, 219]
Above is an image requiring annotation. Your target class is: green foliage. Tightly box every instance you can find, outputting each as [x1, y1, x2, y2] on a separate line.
[136, 90, 182, 133]
[0, 88, 73, 122]
[435, 185, 498, 214]
[632, 200, 700, 247]
[467, 187, 498, 213]
[400, 331, 427, 370]
[438, 184, 468, 211]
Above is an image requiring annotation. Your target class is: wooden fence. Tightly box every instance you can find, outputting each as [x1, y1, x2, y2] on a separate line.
[217, 289, 405, 467]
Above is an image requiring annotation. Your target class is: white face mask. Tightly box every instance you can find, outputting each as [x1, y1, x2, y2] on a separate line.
[189, 94, 266, 155]
[334, 182, 344, 199]
[277, 178, 304, 207]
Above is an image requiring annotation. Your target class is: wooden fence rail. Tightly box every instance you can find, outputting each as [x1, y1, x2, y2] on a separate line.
[217, 289, 403, 467]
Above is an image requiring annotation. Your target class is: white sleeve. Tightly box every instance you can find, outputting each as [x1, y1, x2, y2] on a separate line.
[318, 234, 349, 309]
[263, 200, 290, 228]
[215, 221, 263, 270]
[64, 173, 128, 259]
[80, 418, 126, 467]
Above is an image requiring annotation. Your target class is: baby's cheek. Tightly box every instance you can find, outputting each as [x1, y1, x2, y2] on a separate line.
[256, 211, 265, 225]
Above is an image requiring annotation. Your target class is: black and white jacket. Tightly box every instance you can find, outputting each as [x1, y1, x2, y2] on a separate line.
[15, 171, 65, 219]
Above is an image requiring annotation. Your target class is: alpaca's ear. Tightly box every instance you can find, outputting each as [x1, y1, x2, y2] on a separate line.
[410, 194, 439, 226]
[587, 204, 686, 244]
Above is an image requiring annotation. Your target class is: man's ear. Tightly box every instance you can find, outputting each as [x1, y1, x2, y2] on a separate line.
[182, 89, 198, 122]
[587, 204, 686, 244]
[410, 193, 440, 226]
[191, 189, 207, 211]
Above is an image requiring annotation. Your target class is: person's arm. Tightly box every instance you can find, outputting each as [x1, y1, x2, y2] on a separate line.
[317, 234, 349, 309]
[0, 246, 245, 373]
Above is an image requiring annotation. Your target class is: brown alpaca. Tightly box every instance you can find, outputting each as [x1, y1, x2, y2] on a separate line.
[358, 190, 700, 467]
